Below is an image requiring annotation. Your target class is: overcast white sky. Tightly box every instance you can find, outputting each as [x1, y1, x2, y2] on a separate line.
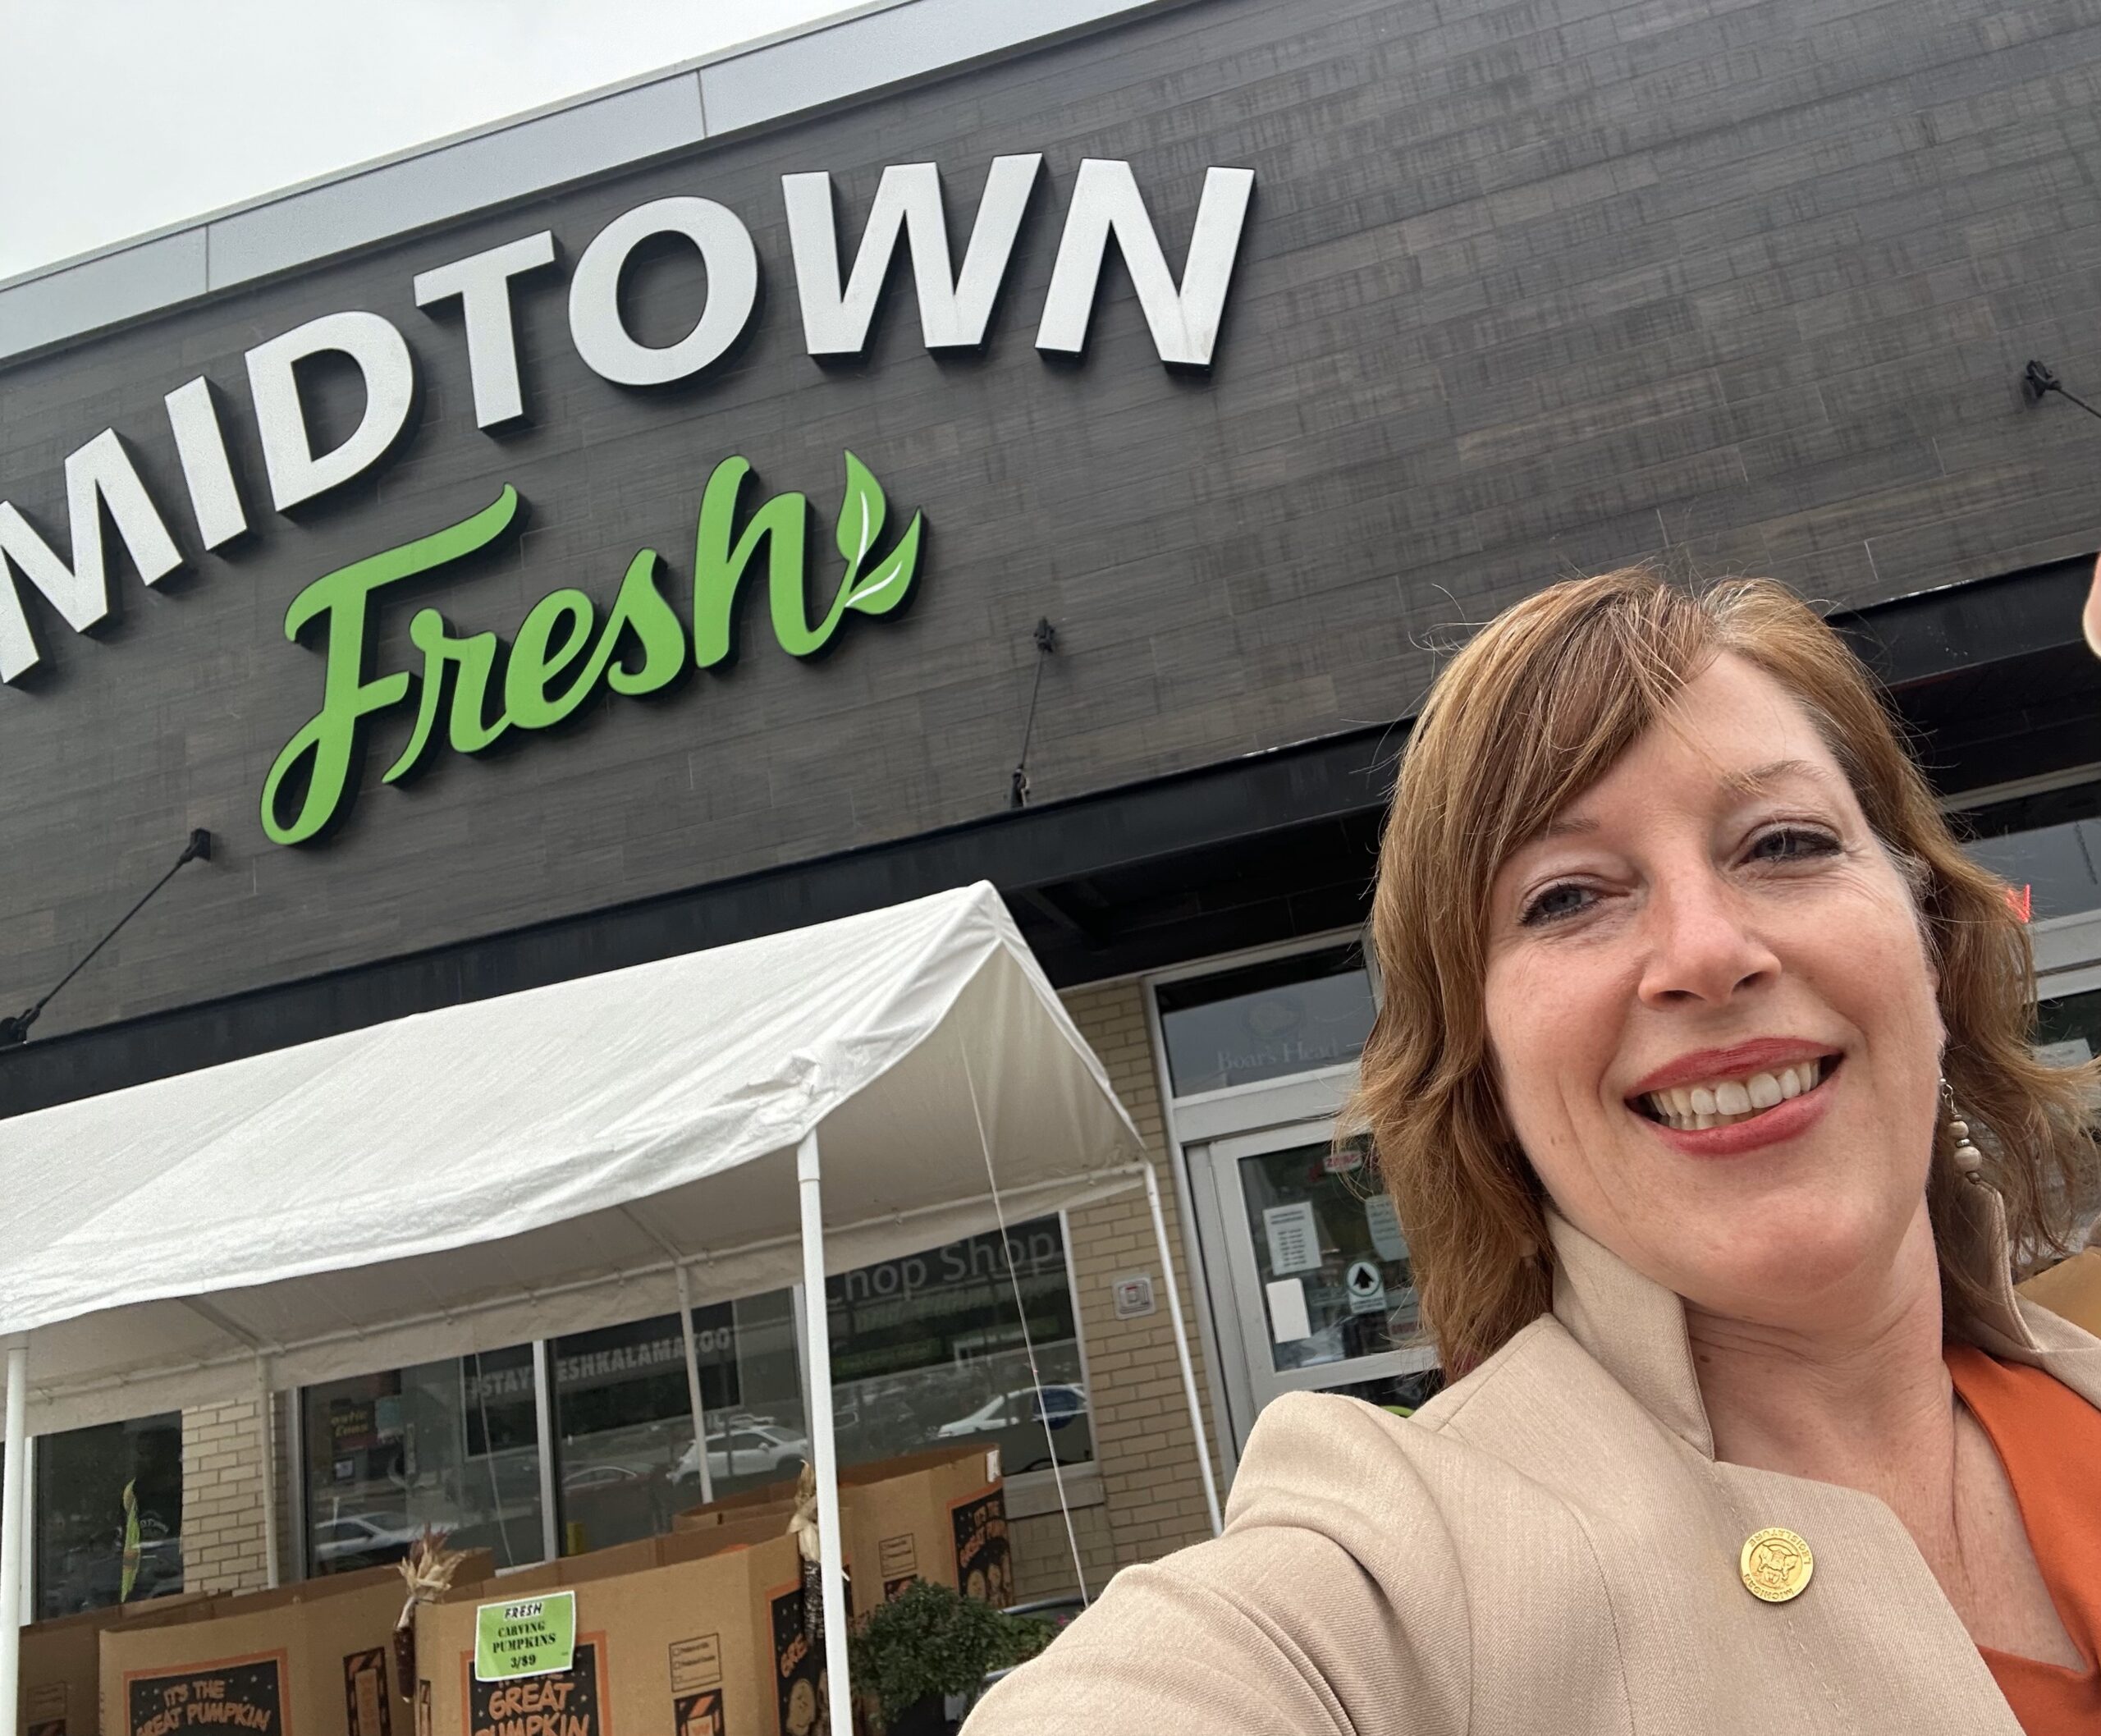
[0, 1, 847, 282]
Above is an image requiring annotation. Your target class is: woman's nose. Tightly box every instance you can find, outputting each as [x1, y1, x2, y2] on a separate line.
[1635, 867, 1780, 1008]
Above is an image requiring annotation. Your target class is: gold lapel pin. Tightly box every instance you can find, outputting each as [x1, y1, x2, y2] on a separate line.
[1740, 1528, 1814, 1602]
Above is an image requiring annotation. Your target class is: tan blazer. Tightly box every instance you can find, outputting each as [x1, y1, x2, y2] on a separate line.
[2019, 1246, 2101, 1338]
[966, 1185, 2101, 1734]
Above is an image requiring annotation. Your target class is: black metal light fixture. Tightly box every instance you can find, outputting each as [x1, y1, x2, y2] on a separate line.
[2022, 359, 2101, 422]
[1009, 618, 1060, 809]
[0, 828, 212, 1047]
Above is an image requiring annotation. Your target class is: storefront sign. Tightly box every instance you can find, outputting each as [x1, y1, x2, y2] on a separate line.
[553, 1322, 735, 1392]
[259, 449, 922, 844]
[0, 155, 1256, 851]
[831, 1221, 1064, 1308]
[327, 1398, 382, 1454]
[474, 1592, 578, 1683]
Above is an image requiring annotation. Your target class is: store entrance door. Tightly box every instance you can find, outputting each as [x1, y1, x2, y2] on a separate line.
[1187, 1118, 1441, 1455]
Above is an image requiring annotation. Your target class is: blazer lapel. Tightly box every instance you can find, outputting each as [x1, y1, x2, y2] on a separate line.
[1540, 1189, 2088, 1734]
[1547, 1211, 1714, 1456]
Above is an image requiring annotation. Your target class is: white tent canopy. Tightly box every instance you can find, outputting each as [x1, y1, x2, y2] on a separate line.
[1, 882, 1146, 1431]
[0, 882, 1223, 1736]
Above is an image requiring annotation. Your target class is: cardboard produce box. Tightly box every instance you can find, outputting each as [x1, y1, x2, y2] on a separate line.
[415, 1528, 804, 1736]
[100, 1555, 492, 1736]
[20, 1593, 212, 1736]
[674, 1446, 1009, 1610]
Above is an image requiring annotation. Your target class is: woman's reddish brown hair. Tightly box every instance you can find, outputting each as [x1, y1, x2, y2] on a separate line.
[1351, 567, 2097, 1373]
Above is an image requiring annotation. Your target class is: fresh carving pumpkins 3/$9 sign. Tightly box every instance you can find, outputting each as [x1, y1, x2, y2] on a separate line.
[0, 155, 1254, 847]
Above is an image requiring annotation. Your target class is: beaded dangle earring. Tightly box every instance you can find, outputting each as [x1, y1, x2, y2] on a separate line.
[1943, 1079, 1987, 1185]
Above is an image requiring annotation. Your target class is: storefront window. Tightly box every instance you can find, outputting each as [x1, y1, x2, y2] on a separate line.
[825, 1217, 1089, 1480]
[546, 1220, 1087, 1552]
[551, 1294, 807, 1556]
[311, 1218, 1092, 1567]
[34, 1414, 184, 1619]
[301, 1344, 542, 1574]
[1156, 946, 1376, 1097]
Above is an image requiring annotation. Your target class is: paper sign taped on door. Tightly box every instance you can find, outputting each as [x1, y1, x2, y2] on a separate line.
[1364, 1193, 1407, 1262]
[1266, 1277, 1312, 1344]
[1263, 1201, 1321, 1276]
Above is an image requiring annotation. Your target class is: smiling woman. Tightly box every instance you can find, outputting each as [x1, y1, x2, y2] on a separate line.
[965, 570, 2101, 1736]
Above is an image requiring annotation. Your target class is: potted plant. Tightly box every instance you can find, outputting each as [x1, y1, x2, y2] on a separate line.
[848, 1579, 1053, 1735]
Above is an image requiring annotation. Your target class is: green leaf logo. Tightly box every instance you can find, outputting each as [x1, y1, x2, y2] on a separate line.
[845, 512, 922, 616]
[837, 450, 887, 583]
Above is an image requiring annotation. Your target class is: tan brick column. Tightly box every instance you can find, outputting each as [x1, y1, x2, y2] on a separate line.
[1003, 982, 1223, 1598]
[177, 1399, 276, 1592]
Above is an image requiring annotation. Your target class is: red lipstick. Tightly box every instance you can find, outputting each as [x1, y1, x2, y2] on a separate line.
[1628, 1038, 1838, 1099]
[1627, 1038, 1842, 1158]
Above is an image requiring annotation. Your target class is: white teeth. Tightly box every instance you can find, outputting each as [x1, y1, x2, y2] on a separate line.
[1640, 1057, 1831, 1129]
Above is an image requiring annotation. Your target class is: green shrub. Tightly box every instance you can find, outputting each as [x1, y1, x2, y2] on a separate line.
[848, 1579, 1053, 1730]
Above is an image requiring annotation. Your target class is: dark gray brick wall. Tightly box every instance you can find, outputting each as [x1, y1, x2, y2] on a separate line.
[5, 0, 2101, 1035]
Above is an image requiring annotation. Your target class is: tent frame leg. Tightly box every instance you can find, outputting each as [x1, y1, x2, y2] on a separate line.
[1143, 1164, 1224, 1537]
[533, 1342, 560, 1564]
[796, 1130, 854, 1736]
[255, 1358, 279, 1588]
[675, 1264, 715, 1505]
[1, 1336, 27, 1734]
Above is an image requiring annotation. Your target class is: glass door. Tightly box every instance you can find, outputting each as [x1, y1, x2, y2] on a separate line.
[1188, 1118, 1440, 1453]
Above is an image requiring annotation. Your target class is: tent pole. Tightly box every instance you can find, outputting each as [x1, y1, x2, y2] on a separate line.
[796, 1130, 853, 1736]
[255, 1358, 280, 1588]
[0, 1336, 27, 1733]
[674, 1264, 715, 1505]
[1142, 1164, 1224, 1537]
[533, 1344, 560, 1564]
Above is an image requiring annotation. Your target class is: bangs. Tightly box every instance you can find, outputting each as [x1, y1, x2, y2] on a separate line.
[1419, 572, 1717, 885]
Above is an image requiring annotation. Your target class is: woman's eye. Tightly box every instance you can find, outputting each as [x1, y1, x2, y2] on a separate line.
[1747, 827, 1840, 863]
[1520, 882, 1595, 927]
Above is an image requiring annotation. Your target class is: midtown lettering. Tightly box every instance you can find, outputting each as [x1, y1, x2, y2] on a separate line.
[0, 153, 1255, 688]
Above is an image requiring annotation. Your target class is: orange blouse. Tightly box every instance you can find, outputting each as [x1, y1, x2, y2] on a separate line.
[1945, 1344, 2101, 1733]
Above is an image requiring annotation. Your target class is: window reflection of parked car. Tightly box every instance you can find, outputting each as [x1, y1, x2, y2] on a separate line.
[560, 1462, 648, 1493]
[936, 1385, 1087, 1438]
[671, 1422, 809, 1486]
[312, 1514, 419, 1569]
